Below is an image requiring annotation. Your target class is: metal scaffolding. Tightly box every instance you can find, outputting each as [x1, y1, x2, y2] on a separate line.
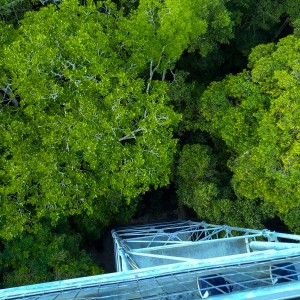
[2, 220, 300, 299]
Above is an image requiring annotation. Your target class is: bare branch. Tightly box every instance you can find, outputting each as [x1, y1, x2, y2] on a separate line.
[119, 127, 144, 142]
[146, 46, 166, 93]
[1, 83, 19, 107]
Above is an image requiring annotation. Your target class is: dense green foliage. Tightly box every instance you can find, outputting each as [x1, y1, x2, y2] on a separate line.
[1, 0, 300, 288]
[0, 221, 102, 287]
[196, 35, 300, 232]
[176, 144, 274, 228]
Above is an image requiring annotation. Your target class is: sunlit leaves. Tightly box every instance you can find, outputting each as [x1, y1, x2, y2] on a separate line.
[200, 34, 300, 222]
[0, 0, 183, 238]
[124, 0, 233, 73]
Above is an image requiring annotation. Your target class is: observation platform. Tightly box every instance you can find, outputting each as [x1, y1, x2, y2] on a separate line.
[2, 220, 300, 299]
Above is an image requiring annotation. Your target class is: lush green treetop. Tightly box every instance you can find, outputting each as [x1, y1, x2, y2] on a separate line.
[200, 35, 300, 221]
[0, 0, 236, 239]
[3, 0, 300, 288]
[0, 0, 177, 238]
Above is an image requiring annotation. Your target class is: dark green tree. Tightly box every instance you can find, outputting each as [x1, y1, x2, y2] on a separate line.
[176, 144, 273, 228]
[0, 222, 102, 287]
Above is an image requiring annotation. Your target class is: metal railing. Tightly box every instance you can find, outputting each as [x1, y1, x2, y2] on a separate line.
[2, 220, 300, 300]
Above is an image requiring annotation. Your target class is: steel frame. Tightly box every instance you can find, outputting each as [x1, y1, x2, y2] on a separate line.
[2, 220, 300, 299]
[112, 220, 299, 272]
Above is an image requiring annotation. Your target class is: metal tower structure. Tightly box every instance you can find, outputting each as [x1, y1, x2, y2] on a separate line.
[2, 220, 300, 299]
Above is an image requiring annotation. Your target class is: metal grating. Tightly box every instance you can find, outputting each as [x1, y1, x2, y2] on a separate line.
[2, 220, 300, 299]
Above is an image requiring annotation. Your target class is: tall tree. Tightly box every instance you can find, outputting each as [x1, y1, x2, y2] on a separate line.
[0, 0, 176, 238]
[0, 0, 234, 239]
[200, 34, 300, 232]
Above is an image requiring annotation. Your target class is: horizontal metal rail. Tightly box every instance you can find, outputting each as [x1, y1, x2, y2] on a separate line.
[2, 248, 300, 299]
[3, 220, 300, 299]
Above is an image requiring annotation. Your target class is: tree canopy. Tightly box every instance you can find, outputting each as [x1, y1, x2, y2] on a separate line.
[0, 221, 102, 287]
[0, 0, 236, 239]
[198, 34, 300, 231]
[1, 0, 300, 288]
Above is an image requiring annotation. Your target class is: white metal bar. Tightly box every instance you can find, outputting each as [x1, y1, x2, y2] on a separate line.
[250, 241, 300, 251]
[212, 281, 300, 300]
[128, 251, 203, 263]
[2, 248, 300, 299]
[130, 234, 263, 253]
